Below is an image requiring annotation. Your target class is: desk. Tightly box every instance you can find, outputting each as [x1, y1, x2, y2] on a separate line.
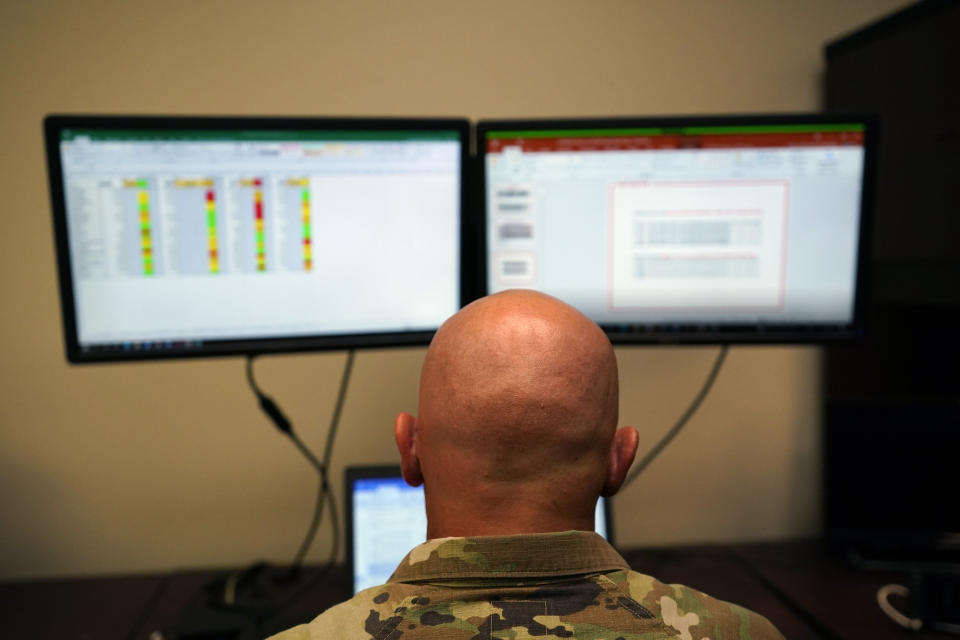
[622, 542, 948, 639]
[0, 540, 947, 639]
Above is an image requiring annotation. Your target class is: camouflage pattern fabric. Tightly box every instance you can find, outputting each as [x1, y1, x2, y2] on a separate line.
[268, 530, 784, 639]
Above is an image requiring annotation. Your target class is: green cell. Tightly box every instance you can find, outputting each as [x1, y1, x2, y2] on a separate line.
[139, 203, 149, 213]
[486, 123, 865, 139]
[301, 189, 310, 203]
[137, 179, 148, 188]
[207, 211, 217, 228]
[302, 223, 311, 238]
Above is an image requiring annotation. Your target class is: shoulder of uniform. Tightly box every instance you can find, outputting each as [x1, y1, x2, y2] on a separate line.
[619, 569, 785, 640]
[268, 584, 412, 640]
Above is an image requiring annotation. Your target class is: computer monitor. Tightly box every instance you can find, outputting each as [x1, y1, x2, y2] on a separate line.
[478, 114, 875, 343]
[44, 115, 470, 362]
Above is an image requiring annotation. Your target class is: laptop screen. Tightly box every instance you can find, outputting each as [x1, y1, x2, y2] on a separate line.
[345, 466, 612, 594]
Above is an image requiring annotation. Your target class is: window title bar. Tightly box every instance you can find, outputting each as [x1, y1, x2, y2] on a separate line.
[61, 129, 462, 143]
[485, 124, 865, 153]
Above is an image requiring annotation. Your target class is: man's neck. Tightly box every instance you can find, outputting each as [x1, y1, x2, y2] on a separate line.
[426, 503, 596, 540]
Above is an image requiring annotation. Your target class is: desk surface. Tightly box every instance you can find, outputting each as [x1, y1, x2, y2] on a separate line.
[0, 540, 946, 639]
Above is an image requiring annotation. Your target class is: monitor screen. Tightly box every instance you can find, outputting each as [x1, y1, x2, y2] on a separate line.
[345, 466, 612, 594]
[478, 115, 875, 343]
[45, 116, 470, 362]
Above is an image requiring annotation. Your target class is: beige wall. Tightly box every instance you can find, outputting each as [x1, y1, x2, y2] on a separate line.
[0, 0, 909, 580]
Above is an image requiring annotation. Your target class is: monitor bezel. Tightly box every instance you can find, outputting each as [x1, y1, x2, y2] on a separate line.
[44, 114, 474, 363]
[476, 113, 877, 345]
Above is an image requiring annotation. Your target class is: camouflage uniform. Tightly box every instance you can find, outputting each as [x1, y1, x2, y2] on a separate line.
[269, 530, 784, 639]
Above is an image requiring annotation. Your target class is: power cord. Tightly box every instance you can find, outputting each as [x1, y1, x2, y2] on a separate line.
[244, 351, 353, 577]
[620, 345, 729, 490]
[261, 350, 355, 624]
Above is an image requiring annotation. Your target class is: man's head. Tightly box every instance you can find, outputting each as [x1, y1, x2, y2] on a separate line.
[395, 289, 638, 538]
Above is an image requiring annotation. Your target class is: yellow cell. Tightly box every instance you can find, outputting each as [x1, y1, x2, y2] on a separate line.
[173, 178, 215, 188]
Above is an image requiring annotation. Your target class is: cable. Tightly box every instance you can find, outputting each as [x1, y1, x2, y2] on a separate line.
[877, 584, 923, 630]
[262, 351, 354, 624]
[289, 349, 354, 573]
[245, 352, 353, 573]
[621, 344, 729, 490]
[266, 493, 341, 622]
[124, 573, 171, 640]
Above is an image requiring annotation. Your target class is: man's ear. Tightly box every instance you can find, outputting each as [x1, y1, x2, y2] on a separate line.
[394, 411, 423, 487]
[601, 426, 639, 497]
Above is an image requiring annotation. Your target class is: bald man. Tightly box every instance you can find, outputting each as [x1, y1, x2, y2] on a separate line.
[271, 290, 783, 639]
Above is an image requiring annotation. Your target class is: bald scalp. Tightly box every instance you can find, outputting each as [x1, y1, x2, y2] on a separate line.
[417, 290, 619, 489]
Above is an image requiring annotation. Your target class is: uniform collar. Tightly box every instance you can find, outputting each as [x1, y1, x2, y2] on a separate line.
[390, 530, 629, 583]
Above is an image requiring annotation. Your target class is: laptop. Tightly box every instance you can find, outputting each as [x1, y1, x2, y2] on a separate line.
[344, 465, 615, 594]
